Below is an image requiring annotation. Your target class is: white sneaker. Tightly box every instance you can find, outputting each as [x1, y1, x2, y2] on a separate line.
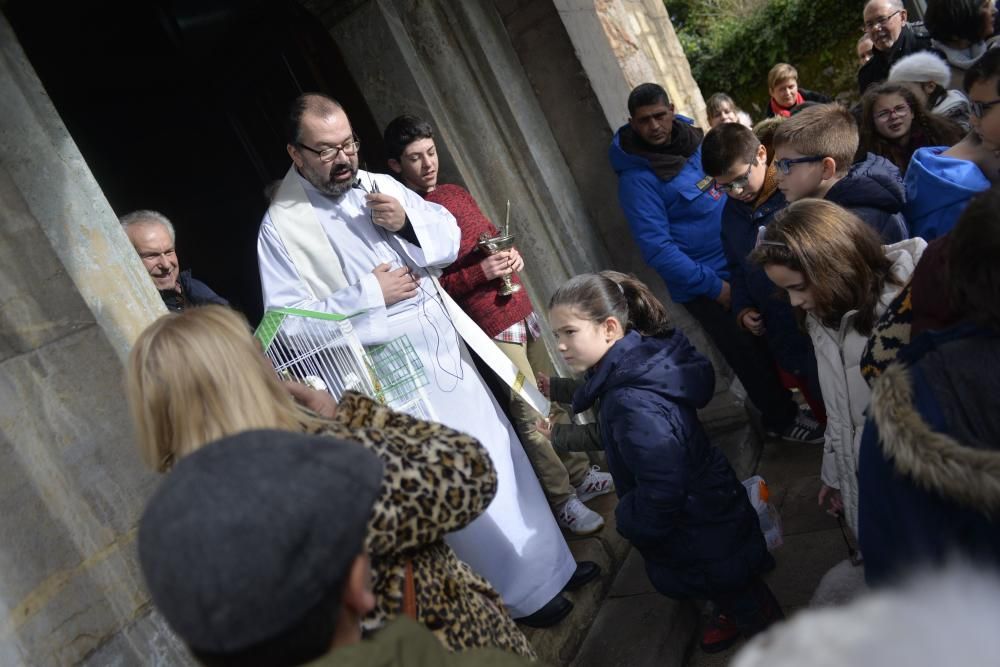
[556, 496, 605, 536]
[575, 465, 615, 502]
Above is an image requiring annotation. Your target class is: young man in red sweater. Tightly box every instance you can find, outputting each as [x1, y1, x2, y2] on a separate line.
[384, 115, 613, 536]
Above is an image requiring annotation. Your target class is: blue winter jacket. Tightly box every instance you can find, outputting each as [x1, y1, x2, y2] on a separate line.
[610, 120, 728, 304]
[573, 330, 771, 599]
[904, 147, 990, 241]
[859, 323, 1000, 587]
[721, 189, 816, 378]
[826, 153, 908, 243]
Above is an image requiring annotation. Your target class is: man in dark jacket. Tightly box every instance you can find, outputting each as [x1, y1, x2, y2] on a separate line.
[859, 187, 1000, 587]
[120, 209, 229, 312]
[859, 0, 937, 93]
[773, 104, 908, 242]
[610, 83, 819, 443]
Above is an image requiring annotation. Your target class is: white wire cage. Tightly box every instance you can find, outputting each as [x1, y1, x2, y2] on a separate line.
[255, 307, 435, 420]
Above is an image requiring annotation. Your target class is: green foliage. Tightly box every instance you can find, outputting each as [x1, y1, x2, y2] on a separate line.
[666, 0, 866, 118]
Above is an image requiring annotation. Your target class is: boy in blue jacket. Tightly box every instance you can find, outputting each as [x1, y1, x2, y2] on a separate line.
[903, 49, 1000, 240]
[610, 83, 819, 443]
[771, 104, 908, 243]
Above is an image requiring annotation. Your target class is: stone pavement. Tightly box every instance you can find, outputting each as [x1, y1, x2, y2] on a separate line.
[556, 432, 852, 666]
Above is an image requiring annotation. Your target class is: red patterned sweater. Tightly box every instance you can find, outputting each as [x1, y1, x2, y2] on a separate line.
[424, 184, 534, 338]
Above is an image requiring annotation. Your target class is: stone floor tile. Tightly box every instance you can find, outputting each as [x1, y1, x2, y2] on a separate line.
[574, 593, 697, 667]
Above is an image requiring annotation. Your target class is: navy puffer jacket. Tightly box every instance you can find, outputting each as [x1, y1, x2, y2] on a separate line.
[826, 153, 908, 243]
[573, 330, 771, 599]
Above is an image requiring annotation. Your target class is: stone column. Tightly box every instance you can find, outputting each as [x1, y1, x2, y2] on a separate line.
[0, 12, 188, 665]
[554, 0, 709, 128]
[303, 0, 613, 311]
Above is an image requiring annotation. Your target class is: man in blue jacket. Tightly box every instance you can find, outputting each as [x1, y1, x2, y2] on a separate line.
[610, 83, 818, 442]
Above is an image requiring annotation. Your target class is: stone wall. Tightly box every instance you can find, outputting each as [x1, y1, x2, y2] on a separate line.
[494, 0, 728, 378]
[0, 13, 189, 665]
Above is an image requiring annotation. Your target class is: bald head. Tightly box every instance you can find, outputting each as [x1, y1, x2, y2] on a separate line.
[286, 93, 344, 146]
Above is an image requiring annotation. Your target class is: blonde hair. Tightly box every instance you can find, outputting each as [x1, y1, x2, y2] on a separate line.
[127, 305, 324, 472]
[773, 104, 859, 176]
[768, 63, 799, 92]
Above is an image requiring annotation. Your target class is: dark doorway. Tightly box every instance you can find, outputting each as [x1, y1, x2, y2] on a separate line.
[7, 0, 384, 323]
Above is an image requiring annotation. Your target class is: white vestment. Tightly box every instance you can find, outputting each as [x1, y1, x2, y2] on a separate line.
[257, 169, 574, 617]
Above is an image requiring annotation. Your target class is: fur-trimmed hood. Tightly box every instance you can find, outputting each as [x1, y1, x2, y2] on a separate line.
[870, 328, 1000, 515]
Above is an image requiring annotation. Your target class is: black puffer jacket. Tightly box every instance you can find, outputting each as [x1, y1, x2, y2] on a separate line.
[826, 153, 908, 243]
[573, 330, 771, 599]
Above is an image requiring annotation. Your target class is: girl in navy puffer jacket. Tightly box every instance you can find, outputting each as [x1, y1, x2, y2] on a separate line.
[547, 271, 783, 653]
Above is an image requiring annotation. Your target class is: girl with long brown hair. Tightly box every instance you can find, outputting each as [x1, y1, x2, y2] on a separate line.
[126, 305, 535, 657]
[858, 82, 965, 174]
[751, 199, 926, 535]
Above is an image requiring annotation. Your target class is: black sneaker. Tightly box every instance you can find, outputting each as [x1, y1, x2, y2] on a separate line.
[773, 414, 824, 444]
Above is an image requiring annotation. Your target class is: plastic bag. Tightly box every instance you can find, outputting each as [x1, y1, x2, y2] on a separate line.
[743, 475, 783, 551]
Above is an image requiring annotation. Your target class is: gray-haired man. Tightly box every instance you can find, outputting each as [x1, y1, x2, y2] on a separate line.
[121, 209, 228, 311]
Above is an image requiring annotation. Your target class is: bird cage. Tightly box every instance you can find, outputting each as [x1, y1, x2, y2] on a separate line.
[255, 307, 435, 420]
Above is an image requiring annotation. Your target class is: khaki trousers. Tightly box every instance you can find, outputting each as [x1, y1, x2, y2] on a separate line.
[495, 338, 591, 507]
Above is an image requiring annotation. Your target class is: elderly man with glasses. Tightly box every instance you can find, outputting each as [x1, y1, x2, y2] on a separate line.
[859, 0, 940, 93]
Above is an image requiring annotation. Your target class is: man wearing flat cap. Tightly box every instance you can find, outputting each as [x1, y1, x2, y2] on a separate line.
[137, 429, 535, 666]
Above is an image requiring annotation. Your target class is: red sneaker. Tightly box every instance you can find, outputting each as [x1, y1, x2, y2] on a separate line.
[700, 613, 740, 653]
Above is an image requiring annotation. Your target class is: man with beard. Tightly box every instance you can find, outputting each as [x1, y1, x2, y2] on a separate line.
[256, 93, 578, 628]
[121, 210, 228, 312]
[859, 0, 937, 93]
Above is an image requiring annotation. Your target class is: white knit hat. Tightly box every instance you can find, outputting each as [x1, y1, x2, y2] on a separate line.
[888, 51, 952, 89]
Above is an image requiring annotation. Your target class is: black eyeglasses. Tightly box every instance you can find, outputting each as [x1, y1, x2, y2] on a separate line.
[862, 9, 902, 33]
[714, 160, 756, 194]
[971, 98, 1000, 119]
[774, 156, 824, 175]
[297, 137, 361, 163]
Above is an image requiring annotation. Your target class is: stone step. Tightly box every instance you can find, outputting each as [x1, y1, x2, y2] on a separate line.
[522, 492, 631, 665]
[573, 549, 698, 667]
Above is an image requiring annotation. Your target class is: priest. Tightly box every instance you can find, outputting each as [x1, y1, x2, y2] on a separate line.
[257, 93, 577, 627]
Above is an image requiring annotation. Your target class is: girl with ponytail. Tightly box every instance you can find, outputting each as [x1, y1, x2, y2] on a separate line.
[546, 271, 783, 653]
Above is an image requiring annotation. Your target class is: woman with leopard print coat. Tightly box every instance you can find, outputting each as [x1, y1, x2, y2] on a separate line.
[126, 305, 536, 658]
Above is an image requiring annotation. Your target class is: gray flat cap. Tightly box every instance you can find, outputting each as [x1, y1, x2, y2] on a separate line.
[138, 429, 383, 653]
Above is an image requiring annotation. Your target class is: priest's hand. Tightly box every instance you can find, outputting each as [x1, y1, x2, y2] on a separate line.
[366, 193, 407, 232]
[373, 262, 419, 305]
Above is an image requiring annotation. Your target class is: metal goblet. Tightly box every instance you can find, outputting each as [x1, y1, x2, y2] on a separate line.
[477, 232, 522, 297]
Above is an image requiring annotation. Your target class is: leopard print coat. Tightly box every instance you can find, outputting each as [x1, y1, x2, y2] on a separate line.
[309, 392, 536, 658]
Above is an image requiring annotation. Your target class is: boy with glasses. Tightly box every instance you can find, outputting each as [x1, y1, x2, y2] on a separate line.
[701, 123, 826, 441]
[772, 104, 908, 243]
